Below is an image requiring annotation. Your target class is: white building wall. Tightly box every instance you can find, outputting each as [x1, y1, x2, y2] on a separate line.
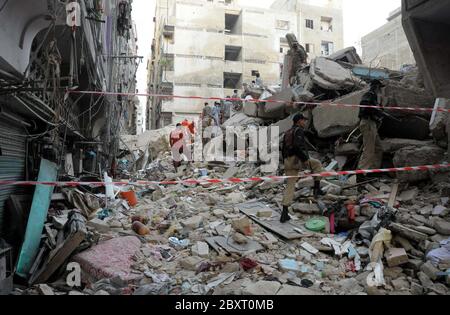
[149, 0, 344, 126]
[361, 10, 416, 71]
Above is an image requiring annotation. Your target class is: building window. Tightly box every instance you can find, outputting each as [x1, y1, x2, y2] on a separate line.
[225, 45, 242, 61]
[321, 17, 333, 32]
[224, 72, 242, 89]
[321, 41, 334, 56]
[305, 43, 314, 54]
[306, 19, 314, 29]
[276, 20, 290, 30]
[225, 13, 241, 35]
[161, 112, 173, 127]
[280, 47, 284, 53]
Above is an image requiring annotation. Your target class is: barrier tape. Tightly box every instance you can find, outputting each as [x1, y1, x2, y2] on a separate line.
[1, 163, 448, 187]
[68, 90, 450, 114]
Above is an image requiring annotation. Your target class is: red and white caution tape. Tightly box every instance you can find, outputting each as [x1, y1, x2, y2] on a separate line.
[1, 163, 448, 187]
[68, 90, 450, 114]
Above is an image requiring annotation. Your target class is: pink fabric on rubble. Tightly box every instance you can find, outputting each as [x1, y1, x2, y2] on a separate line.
[73, 236, 142, 283]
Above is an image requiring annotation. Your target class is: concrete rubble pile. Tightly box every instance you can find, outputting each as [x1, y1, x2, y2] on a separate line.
[232, 34, 444, 179]
[10, 146, 450, 295]
[8, 40, 450, 299]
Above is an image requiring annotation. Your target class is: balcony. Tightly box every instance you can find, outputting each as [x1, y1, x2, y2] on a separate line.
[163, 25, 174, 39]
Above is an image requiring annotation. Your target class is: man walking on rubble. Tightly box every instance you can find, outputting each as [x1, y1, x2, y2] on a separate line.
[255, 73, 263, 88]
[281, 114, 325, 223]
[358, 80, 385, 178]
[170, 124, 185, 172]
[202, 102, 212, 126]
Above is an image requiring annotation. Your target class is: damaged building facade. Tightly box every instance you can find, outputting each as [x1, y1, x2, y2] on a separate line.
[146, 0, 343, 130]
[0, 0, 139, 256]
[361, 7, 416, 71]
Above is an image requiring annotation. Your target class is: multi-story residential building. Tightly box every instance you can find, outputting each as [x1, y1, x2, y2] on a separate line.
[361, 8, 416, 71]
[147, 0, 344, 130]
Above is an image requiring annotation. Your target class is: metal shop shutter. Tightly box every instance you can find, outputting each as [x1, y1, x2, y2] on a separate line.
[0, 117, 26, 237]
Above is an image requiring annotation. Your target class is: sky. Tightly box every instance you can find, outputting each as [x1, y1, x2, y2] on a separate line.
[132, 0, 401, 119]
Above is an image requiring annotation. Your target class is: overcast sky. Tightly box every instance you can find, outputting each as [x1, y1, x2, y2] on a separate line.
[132, 0, 401, 106]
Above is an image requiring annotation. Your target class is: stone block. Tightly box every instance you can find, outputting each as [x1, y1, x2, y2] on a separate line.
[385, 248, 409, 267]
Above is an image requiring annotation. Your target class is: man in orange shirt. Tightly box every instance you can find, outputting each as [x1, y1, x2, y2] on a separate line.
[169, 124, 185, 171]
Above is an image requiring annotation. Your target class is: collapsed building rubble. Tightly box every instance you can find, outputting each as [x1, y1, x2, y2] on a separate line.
[7, 150, 449, 296]
[2, 36, 450, 298]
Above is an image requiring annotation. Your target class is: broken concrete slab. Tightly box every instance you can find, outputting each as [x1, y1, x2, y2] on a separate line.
[399, 188, 419, 203]
[328, 47, 362, 64]
[393, 145, 446, 182]
[223, 113, 264, 128]
[179, 256, 205, 271]
[309, 57, 359, 90]
[391, 278, 410, 291]
[312, 90, 365, 138]
[421, 261, 440, 281]
[205, 236, 263, 256]
[389, 223, 428, 242]
[411, 225, 436, 236]
[291, 203, 320, 214]
[417, 271, 434, 288]
[182, 216, 204, 230]
[191, 242, 209, 258]
[434, 219, 450, 235]
[381, 139, 434, 153]
[385, 248, 409, 267]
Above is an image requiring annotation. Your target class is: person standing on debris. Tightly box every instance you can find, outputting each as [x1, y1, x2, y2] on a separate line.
[358, 80, 385, 174]
[181, 119, 195, 144]
[212, 102, 221, 127]
[281, 114, 325, 223]
[255, 73, 263, 88]
[221, 97, 232, 124]
[170, 124, 185, 171]
[232, 89, 242, 113]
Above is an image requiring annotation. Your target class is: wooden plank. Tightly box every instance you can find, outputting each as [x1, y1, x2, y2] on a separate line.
[388, 182, 400, 208]
[16, 159, 57, 278]
[30, 230, 85, 285]
[44, 224, 57, 248]
[237, 202, 304, 240]
[28, 247, 46, 276]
